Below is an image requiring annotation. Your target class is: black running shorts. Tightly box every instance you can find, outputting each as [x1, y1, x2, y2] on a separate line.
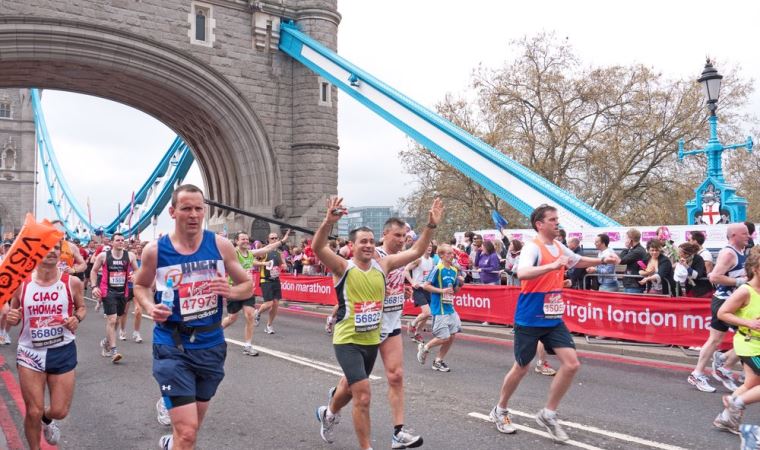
[103, 292, 128, 316]
[412, 288, 430, 307]
[261, 280, 282, 301]
[710, 296, 731, 333]
[333, 343, 379, 385]
[513, 322, 575, 367]
[227, 297, 257, 315]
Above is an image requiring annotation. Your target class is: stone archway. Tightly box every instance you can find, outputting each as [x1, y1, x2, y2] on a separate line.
[0, 16, 280, 223]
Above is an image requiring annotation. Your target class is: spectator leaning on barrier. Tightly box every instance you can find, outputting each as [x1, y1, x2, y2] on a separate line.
[638, 239, 675, 296]
[477, 240, 502, 285]
[586, 234, 618, 292]
[565, 238, 584, 289]
[689, 230, 714, 274]
[674, 242, 712, 298]
[619, 228, 649, 294]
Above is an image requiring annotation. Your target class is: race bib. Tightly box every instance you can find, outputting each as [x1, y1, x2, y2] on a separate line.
[178, 280, 219, 322]
[109, 270, 126, 286]
[270, 265, 281, 279]
[30, 315, 65, 348]
[383, 293, 404, 312]
[442, 291, 454, 305]
[354, 301, 382, 332]
[543, 292, 565, 318]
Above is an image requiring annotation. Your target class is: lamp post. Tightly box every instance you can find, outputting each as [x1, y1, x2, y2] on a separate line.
[679, 60, 753, 225]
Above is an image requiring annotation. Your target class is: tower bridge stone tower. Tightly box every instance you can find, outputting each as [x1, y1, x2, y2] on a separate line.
[0, 0, 340, 239]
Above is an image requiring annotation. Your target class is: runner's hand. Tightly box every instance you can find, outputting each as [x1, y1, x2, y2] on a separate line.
[325, 197, 346, 223]
[64, 316, 79, 332]
[92, 287, 102, 299]
[554, 255, 569, 269]
[209, 277, 231, 298]
[427, 198, 444, 225]
[150, 304, 172, 323]
[748, 318, 760, 331]
[443, 286, 454, 295]
[6, 307, 21, 326]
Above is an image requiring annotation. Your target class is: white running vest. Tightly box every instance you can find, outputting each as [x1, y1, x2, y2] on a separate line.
[18, 272, 76, 350]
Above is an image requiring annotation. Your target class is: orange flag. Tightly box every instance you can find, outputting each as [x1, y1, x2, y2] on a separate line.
[0, 214, 64, 307]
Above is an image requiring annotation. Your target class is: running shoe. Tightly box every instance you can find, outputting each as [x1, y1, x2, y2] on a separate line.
[416, 342, 429, 365]
[156, 398, 172, 426]
[100, 338, 109, 357]
[392, 426, 423, 449]
[119, 329, 127, 341]
[687, 373, 717, 393]
[713, 395, 744, 435]
[712, 350, 726, 373]
[535, 361, 557, 376]
[489, 406, 516, 434]
[254, 310, 261, 327]
[42, 420, 60, 445]
[410, 333, 425, 345]
[714, 366, 739, 391]
[0, 333, 5, 345]
[316, 405, 339, 444]
[111, 349, 123, 364]
[432, 360, 450, 372]
[243, 345, 259, 356]
[3, 332, 10, 345]
[740, 424, 760, 450]
[159, 434, 172, 449]
[536, 409, 569, 442]
[133, 331, 143, 343]
[325, 316, 334, 335]
[265, 325, 275, 334]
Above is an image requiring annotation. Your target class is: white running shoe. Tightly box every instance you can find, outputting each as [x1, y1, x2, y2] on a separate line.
[3, 331, 10, 345]
[159, 434, 172, 449]
[688, 373, 717, 393]
[713, 366, 739, 391]
[42, 420, 61, 445]
[391, 426, 423, 448]
[254, 310, 261, 327]
[111, 349, 123, 364]
[156, 398, 172, 426]
[490, 406, 516, 434]
[243, 345, 259, 356]
[119, 329, 127, 341]
[133, 331, 143, 343]
[536, 409, 569, 442]
[416, 342, 429, 365]
[100, 338, 109, 357]
[325, 316, 334, 334]
[316, 405, 340, 443]
[265, 325, 275, 334]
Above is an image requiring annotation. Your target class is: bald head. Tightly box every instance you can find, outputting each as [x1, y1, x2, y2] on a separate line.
[727, 222, 750, 249]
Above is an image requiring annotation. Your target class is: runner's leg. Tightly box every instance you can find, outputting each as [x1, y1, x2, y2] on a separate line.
[168, 403, 201, 450]
[105, 313, 117, 349]
[349, 379, 372, 450]
[545, 347, 581, 411]
[379, 334, 404, 426]
[267, 299, 279, 327]
[437, 334, 455, 360]
[18, 366, 46, 450]
[221, 312, 239, 329]
[243, 305, 256, 344]
[695, 328, 726, 374]
[45, 370, 76, 420]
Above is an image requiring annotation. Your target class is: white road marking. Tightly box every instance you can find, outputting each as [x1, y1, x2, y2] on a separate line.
[468, 412, 604, 450]
[84, 296, 382, 382]
[225, 337, 381, 380]
[470, 410, 687, 450]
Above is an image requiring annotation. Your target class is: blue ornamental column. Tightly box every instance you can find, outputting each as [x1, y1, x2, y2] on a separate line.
[678, 60, 753, 225]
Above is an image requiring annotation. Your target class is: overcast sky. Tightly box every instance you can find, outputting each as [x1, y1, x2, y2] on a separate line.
[35, 1, 760, 235]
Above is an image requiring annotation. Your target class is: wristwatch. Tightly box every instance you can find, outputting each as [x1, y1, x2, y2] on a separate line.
[426, 223, 437, 229]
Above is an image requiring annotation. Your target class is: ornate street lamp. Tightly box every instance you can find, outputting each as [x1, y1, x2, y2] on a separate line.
[678, 59, 753, 225]
[697, 59, 723, 115]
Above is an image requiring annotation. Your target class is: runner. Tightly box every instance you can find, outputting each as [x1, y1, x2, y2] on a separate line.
[713, 246, 760, 434]
[254, 231, 288, 335]
[221, 230, 290, 356]
[90, 232, 139, 363]
[405, 243, 435, 344]
[119, 240, 144, 343]
[133, 184, 252, 450]
[51, 220, 87, 276]
[417, 243, 464, 372]
[5, 239, 86, 450]
[489, 204, 619, 442]
[314, 196, 442, 450]
[688, 222, 749, 393]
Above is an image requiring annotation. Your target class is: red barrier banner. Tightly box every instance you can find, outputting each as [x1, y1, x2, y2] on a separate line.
[403, 285, 517, 325]
[279, 274, 337, 305]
